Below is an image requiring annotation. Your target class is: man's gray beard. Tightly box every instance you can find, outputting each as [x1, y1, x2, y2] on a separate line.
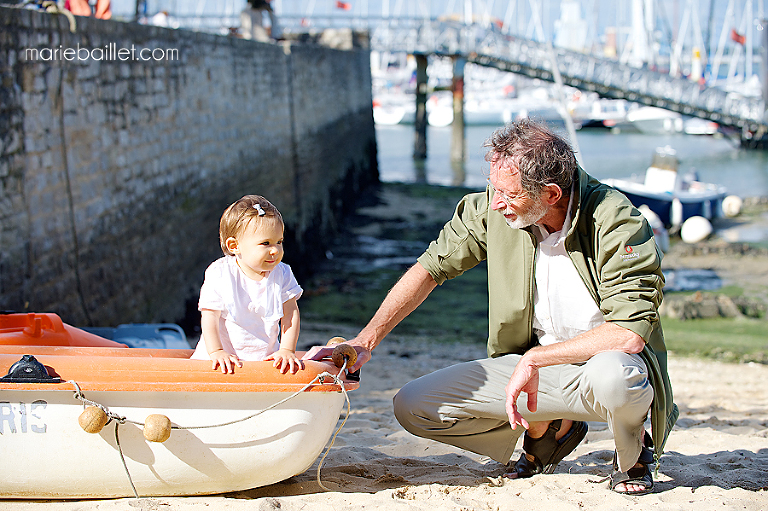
[503, 199, 549, 230]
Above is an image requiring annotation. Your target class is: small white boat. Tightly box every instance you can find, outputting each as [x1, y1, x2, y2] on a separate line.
[602, 146, 727, 227]
[0, 313, 358, 499]
[626, 106, 684, 134]
[373, 103, 414, 125]
[425, 93, 453, 127]
[683, 117, 720, 136]
[574, 98, 630, 129]
[372, 94, 416, 125]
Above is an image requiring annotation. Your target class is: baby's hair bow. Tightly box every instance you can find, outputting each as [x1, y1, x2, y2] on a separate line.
[254, 204, 266, 216]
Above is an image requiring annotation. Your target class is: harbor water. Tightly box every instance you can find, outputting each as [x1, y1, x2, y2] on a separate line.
[376, 124, 768, 200]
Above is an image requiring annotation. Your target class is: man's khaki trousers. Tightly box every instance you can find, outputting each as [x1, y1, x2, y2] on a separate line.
[393, 351, 653, 472]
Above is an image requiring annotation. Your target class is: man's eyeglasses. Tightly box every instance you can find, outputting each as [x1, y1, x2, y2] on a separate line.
[488, 179, 528, 207]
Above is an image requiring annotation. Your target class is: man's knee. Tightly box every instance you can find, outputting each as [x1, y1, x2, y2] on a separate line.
[584, 352, 653, 411]
[393, 380, 424, 433]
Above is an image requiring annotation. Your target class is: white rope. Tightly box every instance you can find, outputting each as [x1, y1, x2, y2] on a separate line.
[68, 361, 353, 497]
[316, 360, 352, 491]
[113, 421, 139, 498]
[70, 381, 138, 497]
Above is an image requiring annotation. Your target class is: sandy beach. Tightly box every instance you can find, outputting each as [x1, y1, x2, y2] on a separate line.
[3, 188, 767, 510]
[2, 320, 766, 511]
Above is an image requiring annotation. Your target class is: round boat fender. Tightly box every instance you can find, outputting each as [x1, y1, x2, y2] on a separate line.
[326, 337, 358, 368]
[144, 414, 173, 442]
[722, 195, 742, 218]
[79, 406, 109, 434]
[680, 216, 713, 244]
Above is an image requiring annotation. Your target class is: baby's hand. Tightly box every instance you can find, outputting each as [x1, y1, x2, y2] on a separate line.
[209, 349, 242, 374]
[266, 349, 304, 374]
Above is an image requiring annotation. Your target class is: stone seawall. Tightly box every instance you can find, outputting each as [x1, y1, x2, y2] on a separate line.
[0, 7, 377, 328]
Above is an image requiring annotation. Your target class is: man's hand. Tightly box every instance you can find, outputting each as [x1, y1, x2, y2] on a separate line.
[504, 354, 540, 430]
[301, 342, 370, 372]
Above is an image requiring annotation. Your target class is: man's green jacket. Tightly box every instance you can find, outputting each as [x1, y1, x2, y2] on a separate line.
[417, 167, 678, 458]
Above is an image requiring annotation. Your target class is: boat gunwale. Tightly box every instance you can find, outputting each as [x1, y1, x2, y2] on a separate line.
[0, 381, 353, 392]
[0, 347, 359, 393]
[602, 178, 727, 203]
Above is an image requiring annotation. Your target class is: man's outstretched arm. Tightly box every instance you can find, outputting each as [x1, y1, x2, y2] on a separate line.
[302, 262, 437, 371]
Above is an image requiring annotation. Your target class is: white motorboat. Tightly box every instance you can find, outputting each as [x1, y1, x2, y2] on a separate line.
[602, 146, 727, 227]
[373, 93, 416, 125]
[683, 117, 720, 135]
[626, 106, 684, 134]
[574, 98, 631, 129]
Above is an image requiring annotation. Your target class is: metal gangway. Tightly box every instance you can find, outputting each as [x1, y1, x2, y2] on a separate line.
[281, 15, 768, 135]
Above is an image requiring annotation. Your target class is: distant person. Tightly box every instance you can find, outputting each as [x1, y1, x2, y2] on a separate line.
[305, 119, 677, 495]
[240, 0, 281, 41]
[191, 195, 303, 374]
[66, 0, 111, 19]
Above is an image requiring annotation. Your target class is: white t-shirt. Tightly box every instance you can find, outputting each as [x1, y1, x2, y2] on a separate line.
[532, 194, 605, 346]
[191, 257, 302, 361]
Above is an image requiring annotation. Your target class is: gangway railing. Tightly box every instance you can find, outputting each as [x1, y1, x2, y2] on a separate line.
[281, 16, 767, 132]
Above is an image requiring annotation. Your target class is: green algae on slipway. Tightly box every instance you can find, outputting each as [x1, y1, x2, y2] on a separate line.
[302, 182, 768, 362]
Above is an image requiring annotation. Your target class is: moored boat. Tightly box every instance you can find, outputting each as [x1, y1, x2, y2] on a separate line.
[372, 93, 416, 125]
[602, 146, 727, 228]
[573, 98, 631, 129]
[0, 312, 358, 499]
[625, 106, 684, 134]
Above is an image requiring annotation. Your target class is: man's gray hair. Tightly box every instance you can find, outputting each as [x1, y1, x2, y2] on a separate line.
[484, 119, 578, 197]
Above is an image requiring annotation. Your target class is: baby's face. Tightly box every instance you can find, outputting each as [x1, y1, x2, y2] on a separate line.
[230, 220, 284, 280]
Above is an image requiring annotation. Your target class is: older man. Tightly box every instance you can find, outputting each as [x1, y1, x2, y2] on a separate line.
[305, 119, 677, 495]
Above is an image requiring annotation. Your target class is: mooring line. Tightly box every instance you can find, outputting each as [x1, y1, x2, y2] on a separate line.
[68, 363, 352, 498]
